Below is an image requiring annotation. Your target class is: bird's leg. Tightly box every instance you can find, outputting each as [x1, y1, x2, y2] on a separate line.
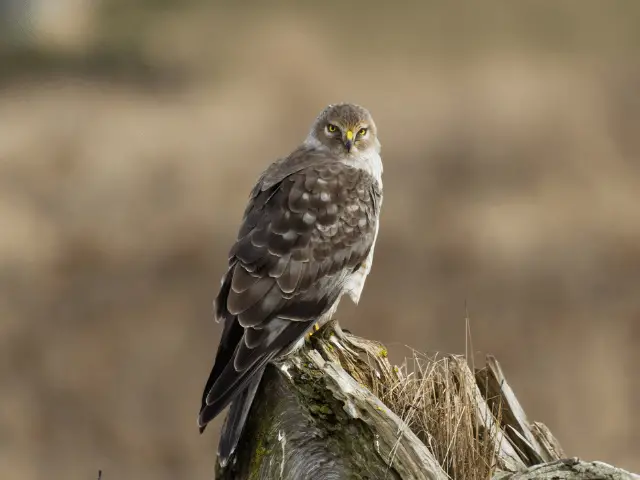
[307, 303, 339, 340]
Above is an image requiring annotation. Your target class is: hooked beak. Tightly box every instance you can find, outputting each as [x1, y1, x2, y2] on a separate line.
[344, 130, 354, 153]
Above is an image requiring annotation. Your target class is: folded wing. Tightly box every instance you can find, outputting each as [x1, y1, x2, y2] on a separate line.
[198, 155, 382, 432]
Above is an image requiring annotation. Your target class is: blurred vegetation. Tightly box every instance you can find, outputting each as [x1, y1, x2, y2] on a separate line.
[1, 2, 639, 480]
[2, 1, 640, 87]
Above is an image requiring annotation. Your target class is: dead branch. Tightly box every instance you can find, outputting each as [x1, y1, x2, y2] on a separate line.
[215, 321, 638, 480]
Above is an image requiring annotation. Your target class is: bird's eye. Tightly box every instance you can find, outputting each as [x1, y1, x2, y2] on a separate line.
[326, 124, 338, 133]
[358, 128, 368, 136]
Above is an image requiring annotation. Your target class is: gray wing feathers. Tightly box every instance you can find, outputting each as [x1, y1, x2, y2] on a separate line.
[217, 367, 264, 467]
[227, 160, 380, 330]
[199, 152, 382, 464]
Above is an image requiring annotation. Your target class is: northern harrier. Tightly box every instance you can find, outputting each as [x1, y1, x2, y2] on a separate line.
[198, 103, 384, 466]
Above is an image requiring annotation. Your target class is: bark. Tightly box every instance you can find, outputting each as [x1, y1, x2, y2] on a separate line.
[493, 458, 640, 480]
[215, 321, 639, 480]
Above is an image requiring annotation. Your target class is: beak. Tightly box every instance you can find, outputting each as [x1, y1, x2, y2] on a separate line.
[344, 130, 353, 152]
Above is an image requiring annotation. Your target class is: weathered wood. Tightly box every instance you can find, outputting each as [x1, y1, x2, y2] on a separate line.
[215, 321, 639, 480]
[476, 355, 566, 465]
[216, 324, 447, 480]
[492, 458, 640, 480]
[450, 355, 525, 472]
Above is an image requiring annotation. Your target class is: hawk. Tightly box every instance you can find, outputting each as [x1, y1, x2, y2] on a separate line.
[198, 103, 384, 466]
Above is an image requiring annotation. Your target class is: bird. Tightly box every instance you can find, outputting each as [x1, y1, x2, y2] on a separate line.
[198, 103, 384, 467]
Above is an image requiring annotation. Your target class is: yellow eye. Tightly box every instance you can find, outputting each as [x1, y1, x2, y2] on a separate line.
[327, 124, 337, 133]
[358, 128, 368, 136]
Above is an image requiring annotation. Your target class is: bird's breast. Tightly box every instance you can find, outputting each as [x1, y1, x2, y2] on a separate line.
[341, 152, 383, 187]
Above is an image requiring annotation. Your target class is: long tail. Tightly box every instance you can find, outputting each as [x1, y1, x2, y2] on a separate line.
[217, 365, 266, 467]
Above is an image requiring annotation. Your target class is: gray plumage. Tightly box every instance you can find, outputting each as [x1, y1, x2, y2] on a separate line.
[198, 103, 384, 467]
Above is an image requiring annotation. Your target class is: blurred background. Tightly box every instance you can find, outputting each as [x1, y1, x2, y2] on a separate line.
[1, 1, 639, 478]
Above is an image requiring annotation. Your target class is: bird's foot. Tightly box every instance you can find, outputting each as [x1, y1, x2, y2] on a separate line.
[307, 323, 320, 338]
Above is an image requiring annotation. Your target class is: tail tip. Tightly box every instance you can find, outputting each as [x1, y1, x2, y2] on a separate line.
[197, 414, 208, 434]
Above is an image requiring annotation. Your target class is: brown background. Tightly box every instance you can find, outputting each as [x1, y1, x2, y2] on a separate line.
[0, 1, 639, 478]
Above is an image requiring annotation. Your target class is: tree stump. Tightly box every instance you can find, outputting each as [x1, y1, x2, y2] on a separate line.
[215, 321, 639, 480]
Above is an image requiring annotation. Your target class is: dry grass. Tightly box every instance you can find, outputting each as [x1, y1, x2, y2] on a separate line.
[375, 351, 501, 479]
[330, 326, 514, 479]
[323, 325, 539, 479]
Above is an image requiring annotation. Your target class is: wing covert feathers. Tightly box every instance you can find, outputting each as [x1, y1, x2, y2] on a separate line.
[198, 150, 382, 463]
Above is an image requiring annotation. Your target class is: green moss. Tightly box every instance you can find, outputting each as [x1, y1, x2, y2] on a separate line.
[271, 357, 400, 478]
[378, 348, 388, 358]
[255, 443, 269, 460]
[248, 411, 274, 479]
[309, 403, 328, 417]
[249, 434, 272, 479]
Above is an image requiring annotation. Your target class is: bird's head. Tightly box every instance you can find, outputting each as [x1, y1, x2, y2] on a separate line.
[306, 103, 380, 157]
